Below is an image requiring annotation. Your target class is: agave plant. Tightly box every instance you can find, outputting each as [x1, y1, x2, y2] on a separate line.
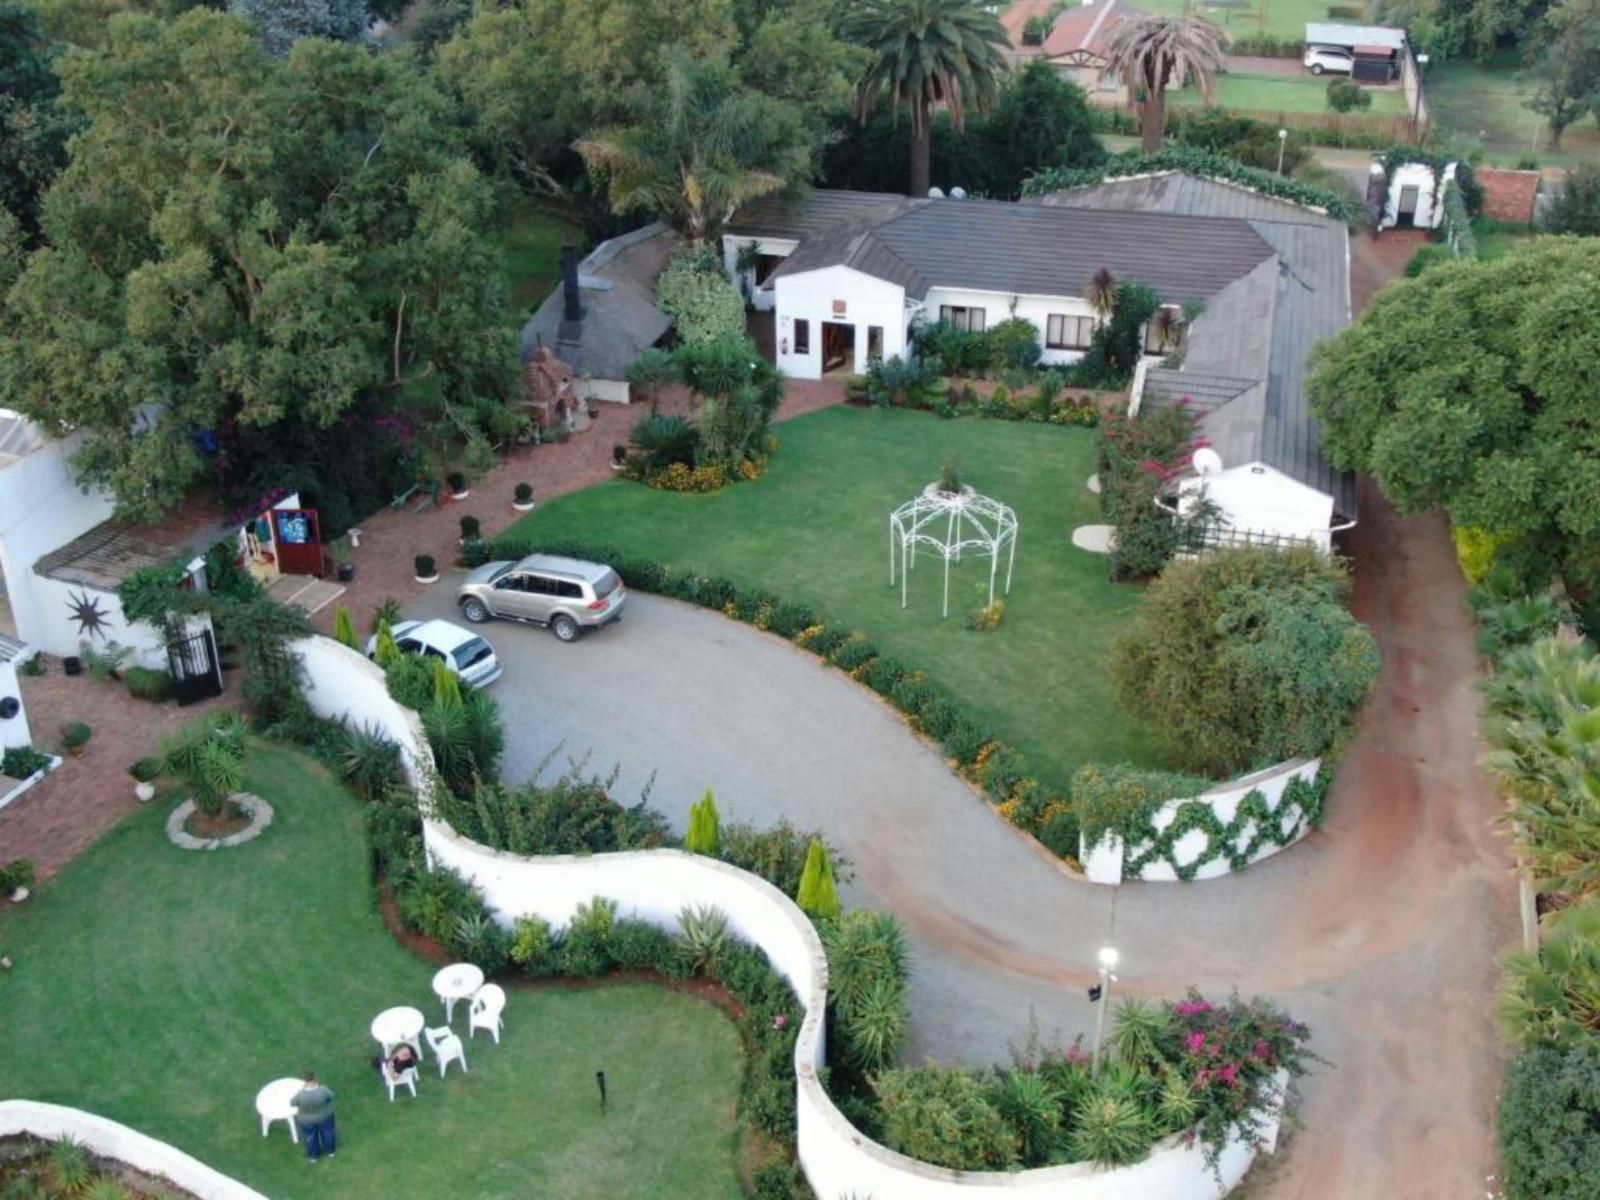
[1066, 1089, 1155, 1167]
[1156, 1066, 1201, 1133]
[340, 723, 404, 800]
[1110, 995, 1171, 1071]
[677, 903, 731, 976]
[992, 1069, 1065, 1166]
[45, 1136, 93, 1197]
[841, 974, 910, 1070]
[628, 413, 700, 470]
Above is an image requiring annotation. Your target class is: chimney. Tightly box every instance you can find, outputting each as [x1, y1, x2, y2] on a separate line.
[561, 243, 582, 324]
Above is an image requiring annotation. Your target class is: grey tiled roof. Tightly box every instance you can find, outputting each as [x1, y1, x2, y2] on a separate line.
[725, 190, 910, 242]
[0, 633, 27, 664]
[1039, 173, 1355, 518]
[769, 196, 1276, 305]
[520, 223, 676, 382]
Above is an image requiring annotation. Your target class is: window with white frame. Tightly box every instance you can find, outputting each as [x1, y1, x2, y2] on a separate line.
[939, 304, 986, 333]
[1046, 313, 1096, 351]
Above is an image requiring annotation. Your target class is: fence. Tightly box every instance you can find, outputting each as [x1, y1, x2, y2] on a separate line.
[1180, 521, 1323, 554]
[1400, 44, 1429, 133]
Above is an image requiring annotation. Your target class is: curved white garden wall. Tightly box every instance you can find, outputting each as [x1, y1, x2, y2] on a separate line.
[290, 636, 434, 792]
[0, 1101, 270, 1200]
[1082, 758, 1322, 886]
[423, 819, 1286, 1200]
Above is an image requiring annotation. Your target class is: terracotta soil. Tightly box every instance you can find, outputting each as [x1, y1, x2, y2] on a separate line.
[182, 801, 252, 839]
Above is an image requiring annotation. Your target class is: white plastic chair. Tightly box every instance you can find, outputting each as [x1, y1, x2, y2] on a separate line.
[425, 1026, 468, 1077]
[385, 1063, 419, 1102]
[468, 983, 506, 1044]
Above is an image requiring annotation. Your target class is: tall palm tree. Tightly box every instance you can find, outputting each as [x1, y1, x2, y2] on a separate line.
[1104, 15, 1228, 155]
[574, 52, 811, 244]
[846, 0, 1009, 198]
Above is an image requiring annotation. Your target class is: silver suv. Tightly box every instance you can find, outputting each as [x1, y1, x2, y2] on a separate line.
[456, 554, 626, 642]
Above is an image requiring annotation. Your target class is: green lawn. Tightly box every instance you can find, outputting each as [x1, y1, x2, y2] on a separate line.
[0, 745, 743, 1200]
[1170, 73, 1408, 115]
[1129, 0, 1353, 43]
[498, 200, 583, 322]
[1426, 57, 1600, 166]
[508, 406, 1159, 788]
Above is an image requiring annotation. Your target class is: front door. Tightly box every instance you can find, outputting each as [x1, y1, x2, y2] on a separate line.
[272, 508, 323, 575]
[821, 322, 855, 374]
[1397, 185, 1420, 228]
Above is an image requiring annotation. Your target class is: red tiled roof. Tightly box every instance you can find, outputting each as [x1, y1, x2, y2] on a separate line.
[1475, 168, 1539, 225]
[1042, 0, 1147, 60]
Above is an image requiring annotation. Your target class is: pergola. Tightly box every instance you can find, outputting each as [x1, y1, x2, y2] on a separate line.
[889, 484, 1018, 618]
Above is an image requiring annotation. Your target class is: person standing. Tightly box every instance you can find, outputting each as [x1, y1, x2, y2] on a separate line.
[290, 1072, 337, 1163]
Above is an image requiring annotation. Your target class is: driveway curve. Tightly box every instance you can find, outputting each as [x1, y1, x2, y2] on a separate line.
[408, 487, 1516, 1199]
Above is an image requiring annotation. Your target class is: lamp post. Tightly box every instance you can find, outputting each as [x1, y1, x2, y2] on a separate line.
[1412, 53, 1429, 134]
[1089, 945, 1119, 1075]
[1276, 128, 1288, 176]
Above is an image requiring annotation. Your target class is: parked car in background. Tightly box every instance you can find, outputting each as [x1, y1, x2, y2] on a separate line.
[1304, 46, 1354, 74]
[365, 619, 502, 687]
[455, 554, 626, 642]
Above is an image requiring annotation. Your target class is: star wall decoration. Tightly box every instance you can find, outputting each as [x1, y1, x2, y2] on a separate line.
[67, 590, 111, 639]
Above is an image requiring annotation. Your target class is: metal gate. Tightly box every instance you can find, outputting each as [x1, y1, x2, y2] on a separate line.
[167, 626, 223, 706]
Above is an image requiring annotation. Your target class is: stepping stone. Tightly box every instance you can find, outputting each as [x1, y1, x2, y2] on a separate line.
[1086, 473, 1101, 494]
[1071, 524, 1117, 554]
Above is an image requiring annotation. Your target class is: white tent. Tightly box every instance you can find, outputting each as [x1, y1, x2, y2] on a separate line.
[889, 483, 1018, 618]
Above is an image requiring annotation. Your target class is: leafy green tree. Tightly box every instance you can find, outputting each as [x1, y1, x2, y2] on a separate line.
[1547, 162, 1600, 234]
[1104, 15, 1227, 155]
[0, 0, 71, 235]
[795, 836, 841, 919]
[655, 249, 747, 343]
[1525, 0, 1600, 148]
[229, 0, 368, 54]
[1112, 547, 1379, 775]
[0, 11, 516, 521]
[846, 0, 1009, 198]
[976, 59, 1106, 198]
[1308, 239, 1600, 589]
[1497, 1039, 1600, 1200]
[685, 789, 722, 855]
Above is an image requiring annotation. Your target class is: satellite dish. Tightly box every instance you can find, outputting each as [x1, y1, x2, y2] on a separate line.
[950, 186, 967, 199]
[1193, 447, 1223, 476]
[927, 186, 945, 199]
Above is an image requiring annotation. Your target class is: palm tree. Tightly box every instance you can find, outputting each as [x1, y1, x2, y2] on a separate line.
[1499, 896, 1600, 1047]
[1104, 15, 1228, 155]
[574, 52, 811, 244]
[846, 0, 1009, 198]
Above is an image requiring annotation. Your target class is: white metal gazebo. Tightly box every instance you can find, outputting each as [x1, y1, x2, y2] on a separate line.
[889, 483, 1018, 618]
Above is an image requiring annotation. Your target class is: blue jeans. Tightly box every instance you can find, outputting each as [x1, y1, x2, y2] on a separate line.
[302, 1115, 337, 1161]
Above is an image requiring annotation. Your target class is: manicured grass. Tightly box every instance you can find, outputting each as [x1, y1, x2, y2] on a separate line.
[1426, 58, 1600, 166]
[507, 406, 1159, 788]
[0, 745, 743, 1200]
[1171, 73, 1407, 115]
[498, 200, 583, 322]
[1131, 0, 1354, 42]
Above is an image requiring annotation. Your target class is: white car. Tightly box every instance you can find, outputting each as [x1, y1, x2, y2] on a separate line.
[1304, 46, 1354, 75]
[365, 619, 502, 688]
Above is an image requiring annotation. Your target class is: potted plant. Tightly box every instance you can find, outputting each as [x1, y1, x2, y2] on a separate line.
[611, 445, 627, 471]
[414, 554, 439, 584]
[447, 471, 469, 500]
[130, 758, 161, 803]
[513, 483, 535, 512]
[459, 515, 482, 544]
[2, 859, 35, 903]
[62, 655, 81, 677]
[59, 721, 92, 756]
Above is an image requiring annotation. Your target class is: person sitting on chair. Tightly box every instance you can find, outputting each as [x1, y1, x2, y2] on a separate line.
[387, 1043, 419, 1080]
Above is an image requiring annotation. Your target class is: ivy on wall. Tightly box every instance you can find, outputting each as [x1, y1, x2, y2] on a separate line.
[1121, 772, 1330, 882]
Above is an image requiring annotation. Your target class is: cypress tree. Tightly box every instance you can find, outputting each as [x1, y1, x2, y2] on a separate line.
[796, 837, 841, 920]
[373, 619, 401, 668]
[332, 604, 358, 649]
[685, 789, 721, 855]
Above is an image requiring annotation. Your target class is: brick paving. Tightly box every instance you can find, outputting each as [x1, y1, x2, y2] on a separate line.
[310, 379, 845, 637]
[0, 664, 231, 884]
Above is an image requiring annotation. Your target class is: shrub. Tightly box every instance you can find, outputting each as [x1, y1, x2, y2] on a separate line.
[129, 756, 161, 784]
[685, 789, 721, 855]
[655, 248, 746, 344]
[1451, 525, 1506, 584]
[1111, 547, 1379, 775]
[795, 837, 841, 919]
[0, 858, 37, 893]
[459, 514, 481, 541]
[514, 481, 534, 504]
[1470, 592, 1567, 660]
[1546, 163, 1600, 236]
[625, 346, 679, 400]
[941, 720, 992, 766]
[1325, 77, 1371, 112]
[1067, 1088, 1154, 1166]
[873, 1065, 1020, 1170]
[828, 633, 876, 672]
[1499, 897, 1600, 1049]
[993, 1070, 1064, 1166]
[1072, 763, 1216, 851]
[123, 666, 174, 703]
[451, 910, 511, 975]
[609, 919, 687, 975]
[78, 640, 132, 682]
[1404, 243, 1452, 277]
[2, 745, 51, 780]
[393, 863, 485, 946]
[414, 554, 436, 578]
[158, 712, 249, 815]
[677, 904, 731, 976]
[629, 413, 700, 470]
[823, 909, 911, 1071]
[332, 604, 359, 650]
[59, 721, 93, 752]
[1497, 1039, 1600, 1200]
[559, 896, 619, 978]
[339, 724, 405, 800]
[987, 317, 1043, 370]
[717, 820, 851, 895]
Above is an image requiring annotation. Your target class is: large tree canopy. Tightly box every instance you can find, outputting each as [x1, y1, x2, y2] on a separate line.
[0, 10, 516, 520]
[1308, 238, 1600, 588]
[0, 0, 72, 235]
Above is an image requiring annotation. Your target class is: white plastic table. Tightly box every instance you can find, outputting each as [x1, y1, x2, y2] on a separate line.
[431, 963, 485, 1023]
[371, 1005, 427, 1060]
[255, 1077, 304, 1143]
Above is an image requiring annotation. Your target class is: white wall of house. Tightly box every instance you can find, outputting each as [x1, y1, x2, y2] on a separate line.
[0, 421, 121, 661]
[1379, 161, 1456, 231]
[0, 653, 29, 751]
[1177, 463, 1336, 550]
[574, 377, 630, 405]
[24, 574, 168, 667]
[772, 265, 909, 379]
[920, 286, 1103, 366]
[722, 235, 799, 312]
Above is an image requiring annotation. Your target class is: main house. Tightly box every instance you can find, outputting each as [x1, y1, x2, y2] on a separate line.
[722, 172, 1356, 548]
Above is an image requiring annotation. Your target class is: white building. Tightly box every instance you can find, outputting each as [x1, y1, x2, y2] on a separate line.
[724, 173, 1357, 547]
[1369, 158, 1459, 231]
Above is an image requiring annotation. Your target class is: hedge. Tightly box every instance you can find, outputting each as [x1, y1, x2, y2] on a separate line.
[463, 536, 1080, 860]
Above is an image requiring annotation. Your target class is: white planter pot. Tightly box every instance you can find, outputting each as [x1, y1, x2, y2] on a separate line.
[135, 782, 156, 803]
[415, 573, 440, 584]
[512, 501, 536, 512]
[451, 490, 470, 501]
[10, 887, 28, 903]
